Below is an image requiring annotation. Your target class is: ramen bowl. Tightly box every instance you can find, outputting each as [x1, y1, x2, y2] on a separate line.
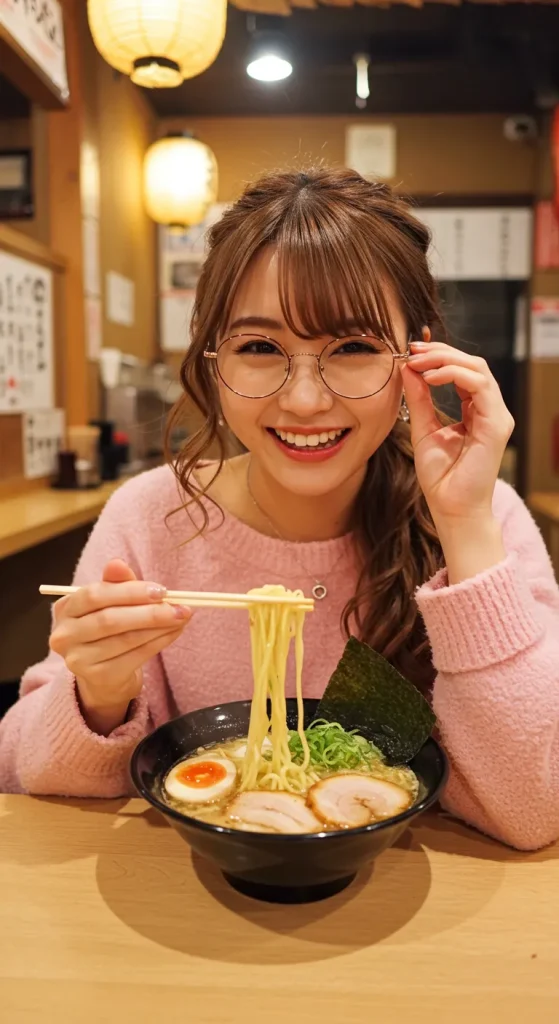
[130, 698, 448, 904]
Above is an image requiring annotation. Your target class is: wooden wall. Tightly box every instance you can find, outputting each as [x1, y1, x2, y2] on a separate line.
[160, 113, 537, 200]
[0, 109, 50, 245]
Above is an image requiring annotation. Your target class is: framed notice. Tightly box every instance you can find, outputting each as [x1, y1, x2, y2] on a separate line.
[0, 0, 69, 105]
[0, 249, 54, 412]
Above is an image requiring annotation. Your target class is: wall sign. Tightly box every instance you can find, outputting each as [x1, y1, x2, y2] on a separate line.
[416, 208, 532, 281]
[0, 249, 54, 412]
[0, 0, 69, 100]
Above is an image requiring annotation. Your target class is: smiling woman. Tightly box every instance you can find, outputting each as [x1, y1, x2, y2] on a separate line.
[2, 167, 559, 857]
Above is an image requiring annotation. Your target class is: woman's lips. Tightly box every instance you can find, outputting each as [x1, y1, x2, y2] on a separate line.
[266, 428, 351, 463]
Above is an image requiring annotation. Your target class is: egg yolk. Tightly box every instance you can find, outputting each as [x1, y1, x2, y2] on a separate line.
[176, 760, 227, 788]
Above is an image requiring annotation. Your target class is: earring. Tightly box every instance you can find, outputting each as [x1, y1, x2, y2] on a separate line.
[398, 395, 410, 422]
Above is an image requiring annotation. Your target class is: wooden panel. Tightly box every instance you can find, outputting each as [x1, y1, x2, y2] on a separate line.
[0, 223, 64, 270]
[0, 415, 23, 482]
[0, 523, 91, 681]
[160, 114, 537, 200]
[45, 0, 88, 428]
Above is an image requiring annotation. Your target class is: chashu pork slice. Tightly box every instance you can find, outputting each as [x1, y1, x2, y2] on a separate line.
[226, 791, 322, 834]
[308, 774, 412, 828]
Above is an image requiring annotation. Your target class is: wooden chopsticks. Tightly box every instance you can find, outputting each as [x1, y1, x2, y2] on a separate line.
[38, 585, 314, 611]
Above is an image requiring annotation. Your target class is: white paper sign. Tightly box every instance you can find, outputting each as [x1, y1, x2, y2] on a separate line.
[0, 0, 69, 98]
[106, 271, 134, 327]
[417, 208, 532, 281]
[161, 293, 195, 353]
[22, 407, 65, 479]
[0, 249, 54, 412]
[345, 125, 396, 180]
[531, 299, 559, 359]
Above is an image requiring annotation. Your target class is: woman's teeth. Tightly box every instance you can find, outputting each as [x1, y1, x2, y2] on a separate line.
[272, 429, 346, 449]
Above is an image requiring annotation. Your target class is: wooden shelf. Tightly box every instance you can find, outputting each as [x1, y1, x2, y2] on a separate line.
[0, 480, 124, 559]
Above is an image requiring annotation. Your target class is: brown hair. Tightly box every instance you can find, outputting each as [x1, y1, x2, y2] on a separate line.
[167, 167, 445, 691]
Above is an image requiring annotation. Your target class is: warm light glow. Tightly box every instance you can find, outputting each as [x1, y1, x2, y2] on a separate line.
[143, 136, 218, 228]
[87, 0, 227, 88]
[247, 54, 292, 82]
[354, 54, 370, 100]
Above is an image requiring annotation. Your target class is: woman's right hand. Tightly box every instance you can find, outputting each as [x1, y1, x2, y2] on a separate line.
[49, 559, 191, 736]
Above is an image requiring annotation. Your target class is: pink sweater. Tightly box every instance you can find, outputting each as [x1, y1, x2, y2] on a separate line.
[1, 466, 558, 850]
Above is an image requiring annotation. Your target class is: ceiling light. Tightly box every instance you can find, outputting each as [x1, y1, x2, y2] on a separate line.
[247, 54, 292, 82]
[246, 29, 292, 83]
[87, 0, 227, 89]
[353, 53, 370, 104]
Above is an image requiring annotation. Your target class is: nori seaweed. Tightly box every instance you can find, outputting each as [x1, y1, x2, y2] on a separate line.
[316, 637, 436, 764]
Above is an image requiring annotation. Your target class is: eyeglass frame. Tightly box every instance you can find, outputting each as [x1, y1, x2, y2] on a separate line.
[203, 333, 412, 400]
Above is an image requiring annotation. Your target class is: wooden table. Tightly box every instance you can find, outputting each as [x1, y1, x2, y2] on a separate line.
[0, 480, 124, 559]
[1, 797, 557, 1023]
[529, 492, 559, 578]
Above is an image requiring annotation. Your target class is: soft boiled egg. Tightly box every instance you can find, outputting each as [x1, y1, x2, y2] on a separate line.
[164, 755, 237, 804]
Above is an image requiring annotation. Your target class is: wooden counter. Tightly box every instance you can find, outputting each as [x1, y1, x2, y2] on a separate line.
[1, 796, 557, 1022]
[0, 480, 124, 559]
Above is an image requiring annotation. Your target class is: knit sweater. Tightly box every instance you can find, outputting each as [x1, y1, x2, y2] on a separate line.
[1, 465, 558, 851]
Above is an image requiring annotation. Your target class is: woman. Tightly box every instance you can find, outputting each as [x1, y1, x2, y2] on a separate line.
[1, 168, 558, 850]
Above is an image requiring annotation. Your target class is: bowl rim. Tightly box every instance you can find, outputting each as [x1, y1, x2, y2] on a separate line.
[130, 700, 449, 843]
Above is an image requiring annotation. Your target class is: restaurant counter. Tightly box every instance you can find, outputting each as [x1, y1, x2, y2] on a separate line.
[0, 480, 125, 560]
[1, 796, 557, 1022]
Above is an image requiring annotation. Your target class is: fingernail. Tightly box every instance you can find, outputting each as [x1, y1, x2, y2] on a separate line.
[147, 584, 167, 600]
[172, 604, 190, 619]
[410, 341, 429, 349]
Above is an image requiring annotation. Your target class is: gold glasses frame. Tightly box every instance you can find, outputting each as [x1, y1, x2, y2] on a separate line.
[204, 333, 412, 400]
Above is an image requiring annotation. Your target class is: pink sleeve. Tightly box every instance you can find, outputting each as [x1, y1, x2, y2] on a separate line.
[0, 484, 150, 796]
[416, 486, 559, 851]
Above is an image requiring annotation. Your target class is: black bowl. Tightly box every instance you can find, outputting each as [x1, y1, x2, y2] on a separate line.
[130, 698, 448, 904]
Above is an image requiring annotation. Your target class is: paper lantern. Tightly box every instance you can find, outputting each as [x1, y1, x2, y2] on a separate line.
[87, 0, 227, 88]
[143, 135, 218, 228]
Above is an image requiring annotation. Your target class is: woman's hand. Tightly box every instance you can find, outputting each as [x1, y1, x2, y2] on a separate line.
[401, 334, 514, 583]
[50, 559, 191, 736]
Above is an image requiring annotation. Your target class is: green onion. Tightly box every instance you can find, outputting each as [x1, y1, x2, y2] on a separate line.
[288, 720, 383, 773]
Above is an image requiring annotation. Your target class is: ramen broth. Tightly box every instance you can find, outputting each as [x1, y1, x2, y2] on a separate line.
[162, 734, 420, 833]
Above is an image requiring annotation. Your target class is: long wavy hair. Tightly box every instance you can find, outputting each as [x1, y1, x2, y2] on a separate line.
[166, 167, 445, 691]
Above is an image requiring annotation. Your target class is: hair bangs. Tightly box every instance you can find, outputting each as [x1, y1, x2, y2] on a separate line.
[275, 205, 400, 346]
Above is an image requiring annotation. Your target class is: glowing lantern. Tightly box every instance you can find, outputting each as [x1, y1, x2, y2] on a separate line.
[143, 134, 218, 229]
[87, 0, 227, 89]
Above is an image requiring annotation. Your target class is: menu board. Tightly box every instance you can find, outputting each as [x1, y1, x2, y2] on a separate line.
[0, 249, 54, 412]
[417, 208, 532, 281]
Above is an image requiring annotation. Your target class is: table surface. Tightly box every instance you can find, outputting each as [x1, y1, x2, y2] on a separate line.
[0, 480, 123, 559]
[1, 796, 558, 1024]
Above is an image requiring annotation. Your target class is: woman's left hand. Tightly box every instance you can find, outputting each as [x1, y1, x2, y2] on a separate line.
[401, 334, 514, 581]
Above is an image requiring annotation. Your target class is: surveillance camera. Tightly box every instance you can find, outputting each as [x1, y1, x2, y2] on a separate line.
[503, 116, 538, 142]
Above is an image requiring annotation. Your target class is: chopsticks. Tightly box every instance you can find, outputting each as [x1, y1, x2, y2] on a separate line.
[38, 585, 314, 611]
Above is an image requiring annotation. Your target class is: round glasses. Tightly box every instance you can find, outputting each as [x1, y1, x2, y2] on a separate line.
[204, 334, 410, 400]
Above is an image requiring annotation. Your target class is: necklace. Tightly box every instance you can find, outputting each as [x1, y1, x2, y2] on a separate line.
[246, 463, 349, 601]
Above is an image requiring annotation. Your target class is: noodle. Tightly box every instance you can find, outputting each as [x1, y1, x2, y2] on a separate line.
[240, 585, 312, 794]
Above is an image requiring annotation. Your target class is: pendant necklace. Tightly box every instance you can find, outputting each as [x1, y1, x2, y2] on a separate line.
[246, 464, 349, 601]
